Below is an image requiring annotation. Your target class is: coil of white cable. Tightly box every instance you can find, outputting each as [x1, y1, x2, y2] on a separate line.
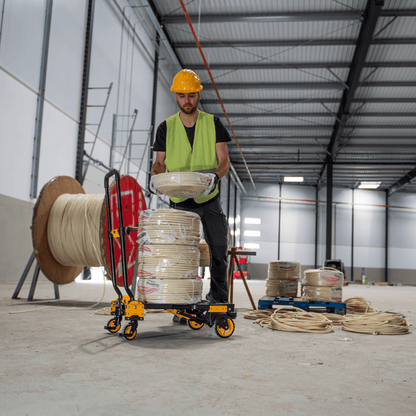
[137, 244, 200, 279]
[266, 261, 300, 297]
[302, 267, 344, 287]
[137, 278, 203, 304]
[266, 280, 298, 297]
[138, 208, 200, 246]
[301, 286, 343, 302]
[151, 172, 212, 198]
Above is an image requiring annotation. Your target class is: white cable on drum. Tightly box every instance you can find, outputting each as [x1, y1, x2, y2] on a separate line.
[302, 267, 344, 287]
[137, 278, 203, 304]
[301, 286, 343, 302]
[137, 244, 200, 279]
[138, 208, 200, 246]
[48, 193, 104, 267]
[151, 172, 212, 198]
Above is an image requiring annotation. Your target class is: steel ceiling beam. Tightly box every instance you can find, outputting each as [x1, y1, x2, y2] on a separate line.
[201, 98, 416, 105]
[190, 61, 416, 70]
[203, 81, 416, 90]
[387, 168, 416, 196]
[215, 112, 416, 118]
[227, 124, 416, 130]
[174, 38, 416, 48]
[163, 11, 363, 24]
[323, 0, 385, 169]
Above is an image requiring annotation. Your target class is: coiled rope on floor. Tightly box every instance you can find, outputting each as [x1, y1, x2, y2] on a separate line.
[344, 297, 380, 315]
[342, 313, 411, 335]
[150, 172, 212, 198]
[244, 307, 334, 333]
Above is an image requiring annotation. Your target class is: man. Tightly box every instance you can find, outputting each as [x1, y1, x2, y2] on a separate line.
[151, 68, 231, 305]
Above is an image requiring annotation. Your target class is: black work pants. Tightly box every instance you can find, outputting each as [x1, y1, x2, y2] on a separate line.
[173, 197, 228, 301]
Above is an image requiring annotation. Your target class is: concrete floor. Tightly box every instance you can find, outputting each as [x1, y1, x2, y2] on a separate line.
[1, 279, 415, 416]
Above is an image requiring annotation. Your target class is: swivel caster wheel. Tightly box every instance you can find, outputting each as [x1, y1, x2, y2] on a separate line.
[188, 320, 204, 330]
[122, 323, 137, 341]
[105, 318, 121, 333]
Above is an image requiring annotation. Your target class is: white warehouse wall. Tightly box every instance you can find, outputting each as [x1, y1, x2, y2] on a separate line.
[0, 0, 177, 283]
[241, 182, 415, 284]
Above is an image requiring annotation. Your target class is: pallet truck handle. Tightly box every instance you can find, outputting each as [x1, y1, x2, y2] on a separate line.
[104, 169, 134, 301]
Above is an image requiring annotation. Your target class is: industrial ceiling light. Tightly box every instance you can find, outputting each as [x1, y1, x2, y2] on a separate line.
[358, 181, 381, 189]
[284, 176, 304, 182]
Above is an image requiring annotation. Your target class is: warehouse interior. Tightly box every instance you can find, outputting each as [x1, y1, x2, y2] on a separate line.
[1, 1, 415, 415]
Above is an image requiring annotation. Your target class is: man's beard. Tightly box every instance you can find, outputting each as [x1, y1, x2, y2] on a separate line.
[177, 100, 198, 114]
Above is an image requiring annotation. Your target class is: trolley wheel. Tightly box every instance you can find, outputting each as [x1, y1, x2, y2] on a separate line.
[106, 318, 121, 333]
[188, 319, 204, 330]
[122, 323, 137, 341]
[215, 317, 235, 339]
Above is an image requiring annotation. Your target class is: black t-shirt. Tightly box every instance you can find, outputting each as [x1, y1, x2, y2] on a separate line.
[153, 114, 231, 208]
[153, 115, 231, 151]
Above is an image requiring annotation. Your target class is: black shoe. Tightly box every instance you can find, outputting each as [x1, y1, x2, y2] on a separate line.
[206, 293, 228, 304]
[172, 315, 187, 325]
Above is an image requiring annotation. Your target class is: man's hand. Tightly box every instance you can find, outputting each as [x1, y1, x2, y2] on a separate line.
[203, 173, 219, 195]
[149, 175, 163, 195]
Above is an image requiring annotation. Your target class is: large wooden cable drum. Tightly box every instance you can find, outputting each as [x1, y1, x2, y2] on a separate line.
[266, 261, 301, 297]
[137, 208, 203, 304]
[32, 175, 146, 286]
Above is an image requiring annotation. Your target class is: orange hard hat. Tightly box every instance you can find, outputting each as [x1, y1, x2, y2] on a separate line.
[171, 69, 203, 93]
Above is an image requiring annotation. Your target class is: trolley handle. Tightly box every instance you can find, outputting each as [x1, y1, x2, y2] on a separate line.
[104, 169, 134, 301]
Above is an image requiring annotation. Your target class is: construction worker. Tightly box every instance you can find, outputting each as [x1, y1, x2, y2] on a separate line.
[151, 68, 231, 308]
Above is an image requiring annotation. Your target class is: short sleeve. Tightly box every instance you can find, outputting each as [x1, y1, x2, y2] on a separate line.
[214, 116, 232, 143]
[153, 120, 167, 151]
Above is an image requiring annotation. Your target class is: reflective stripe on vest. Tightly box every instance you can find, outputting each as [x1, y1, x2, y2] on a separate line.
[165, 111, 218, 204]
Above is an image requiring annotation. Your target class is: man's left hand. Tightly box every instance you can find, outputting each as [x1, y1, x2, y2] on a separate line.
[207, 173, 219, 194]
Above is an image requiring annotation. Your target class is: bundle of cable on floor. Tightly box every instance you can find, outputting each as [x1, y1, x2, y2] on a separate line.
[151, 172, 212, 198]
[250, 307, 334, 333]
[243, 309, 273, 320]
[138, 209, 200, 246]
[344, 296, 380, 314]
[342, 313, 411, 335]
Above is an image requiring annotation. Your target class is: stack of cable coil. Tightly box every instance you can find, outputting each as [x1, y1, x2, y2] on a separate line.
[198, 239, 210, 267]
[266, 261, 301, 297]
[301, 267, 344, 302]
[137, 208, 203, 304]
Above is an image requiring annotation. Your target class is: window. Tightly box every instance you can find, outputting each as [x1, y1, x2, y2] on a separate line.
[244, 217, 261, 224]
[244, 243, 260, 249]
[244, 230, 260, 237]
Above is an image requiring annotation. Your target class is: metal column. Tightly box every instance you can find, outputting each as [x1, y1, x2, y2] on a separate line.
[233, 183, 237, 247]
[314, 185, 318, 268]
[278, 183, 282, 260]
[385, 190, 389, 282]
[326, 160, 333, 260]
[226, 172, 231, 221]
[351, 188, 354, 282]
[147, 34, 160, 198]
[30, 0, 53, 198]
[75, 0, 96, 183]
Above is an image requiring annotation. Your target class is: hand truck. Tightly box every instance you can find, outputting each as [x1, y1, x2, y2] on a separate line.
[103, 169, 237, 341]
